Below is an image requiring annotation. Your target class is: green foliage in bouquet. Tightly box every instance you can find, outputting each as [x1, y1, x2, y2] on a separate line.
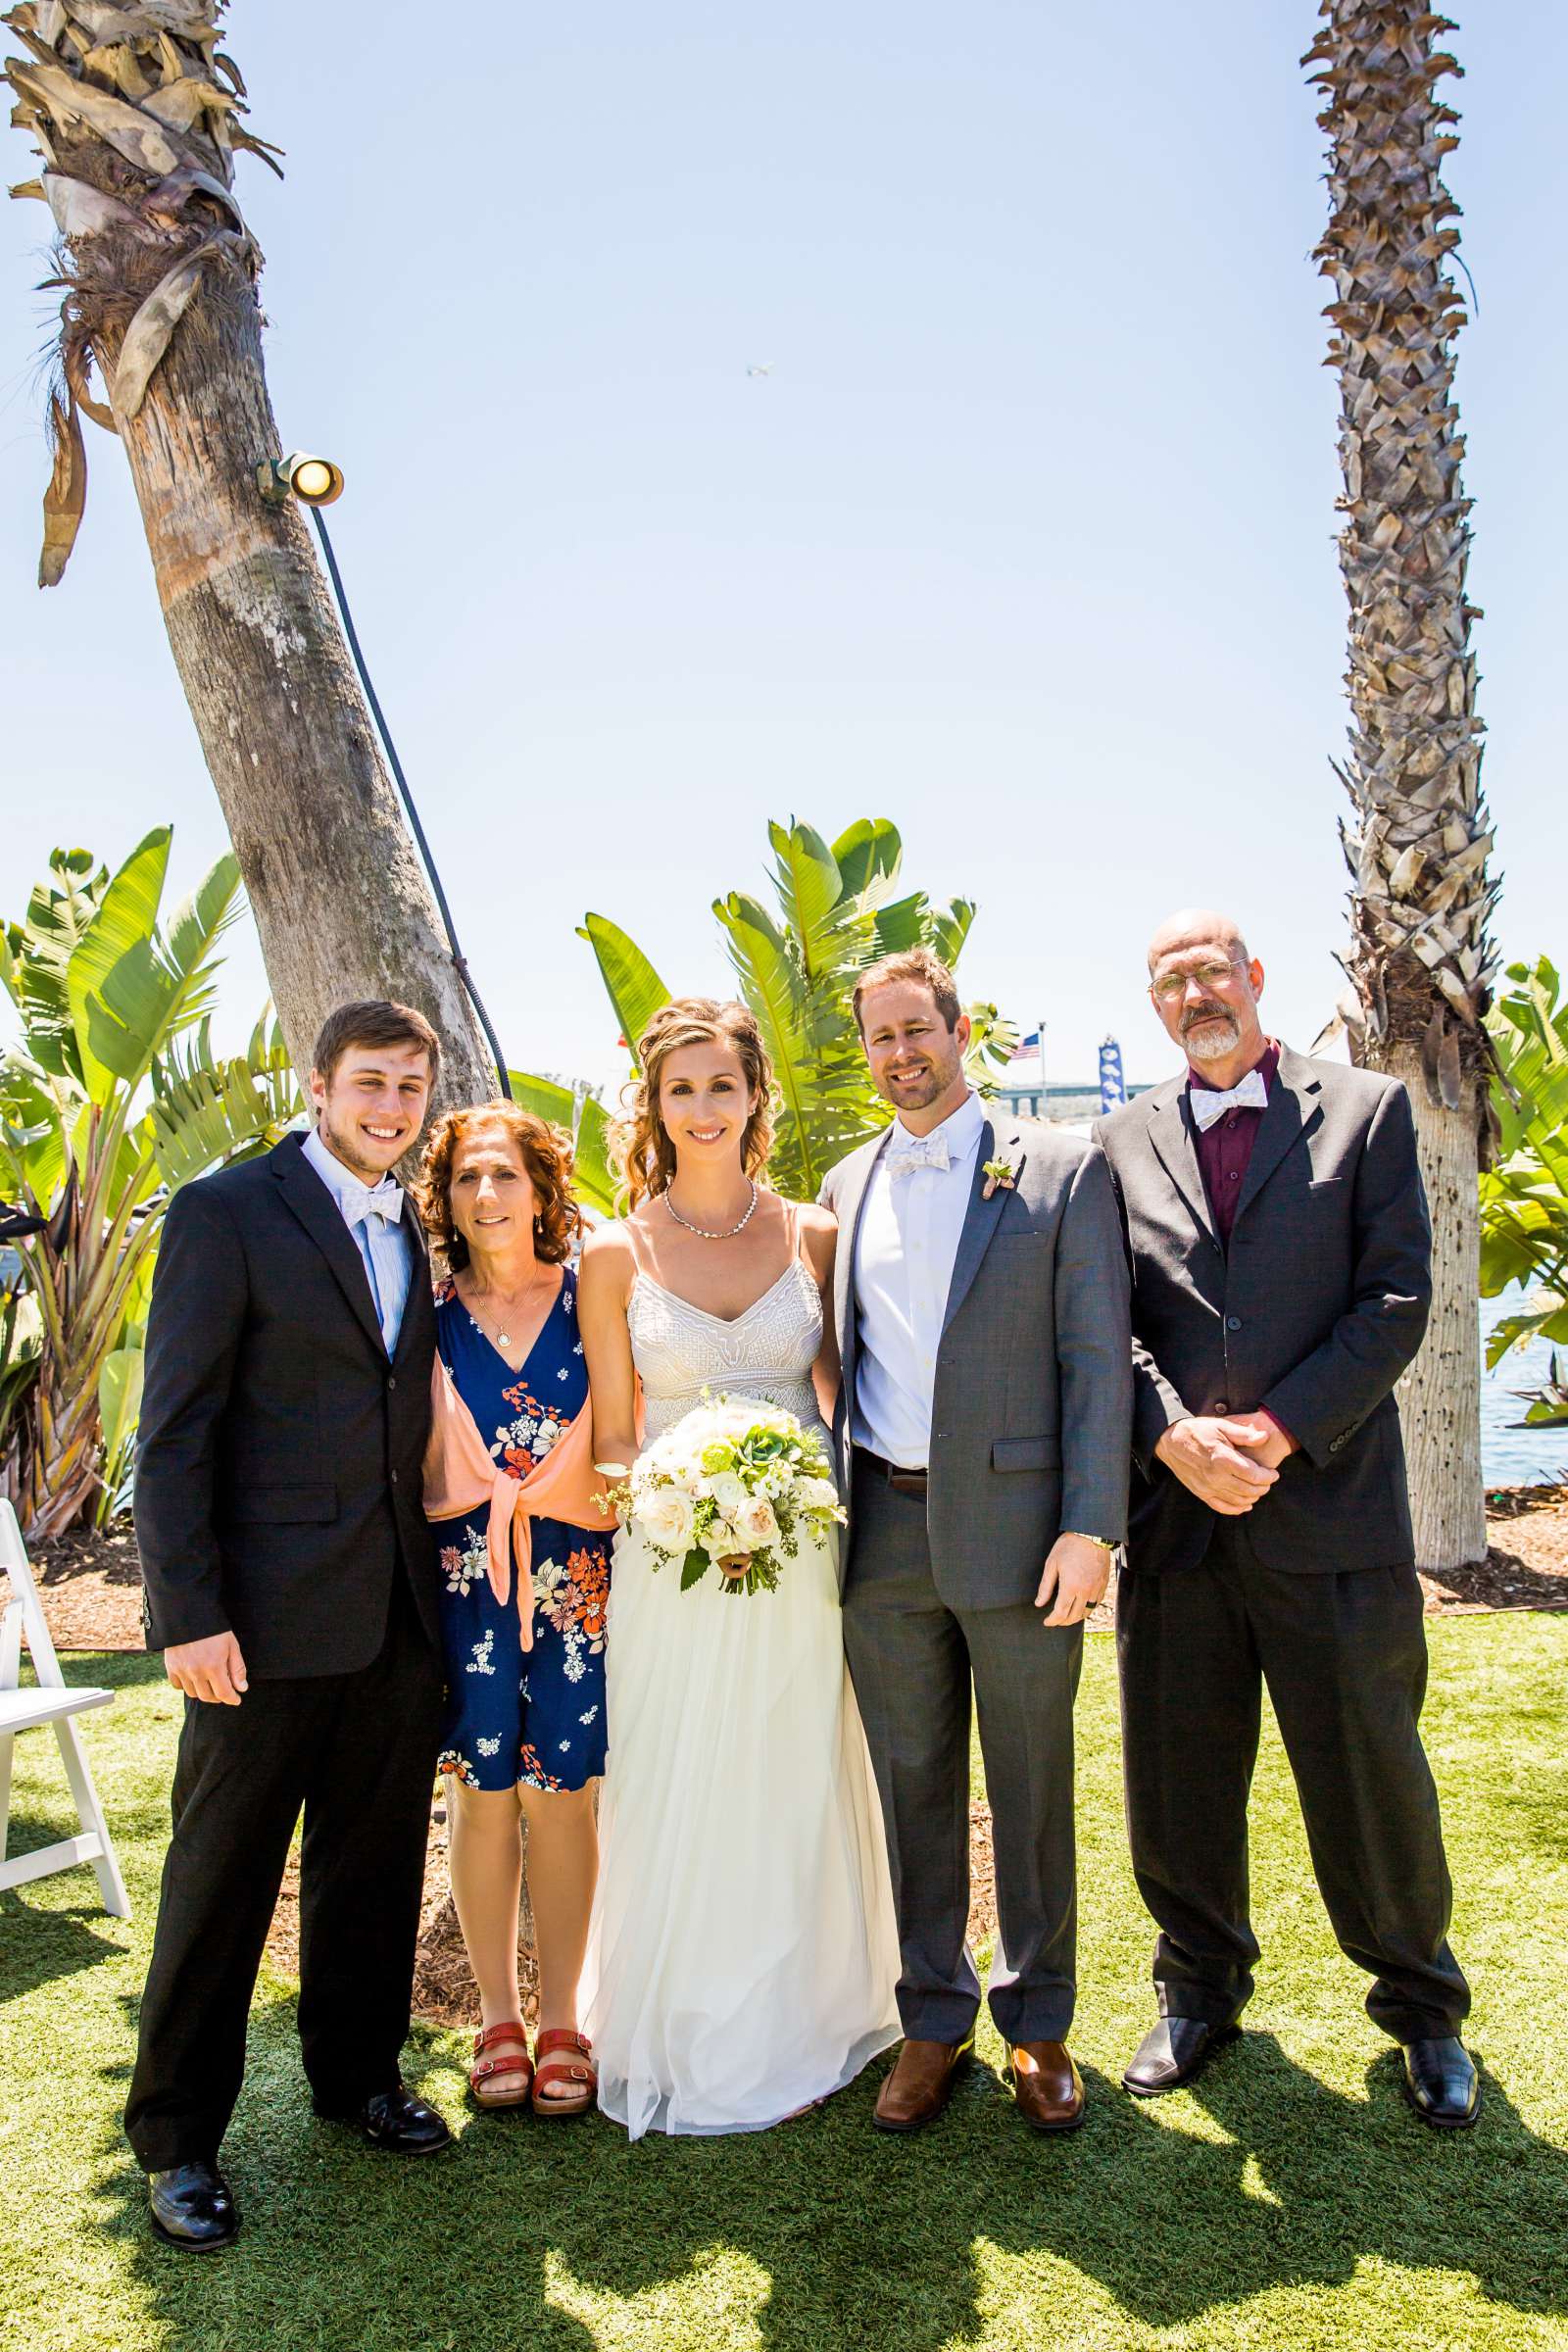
[1, 832, 302, 1535]
[1481, 955, 1568, 1430]
[518, 816, 1012, 1208]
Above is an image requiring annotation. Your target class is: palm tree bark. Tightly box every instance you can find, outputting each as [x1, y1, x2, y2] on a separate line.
[1306, 2, 1497, 1569]
[4, 3, 492, 1110]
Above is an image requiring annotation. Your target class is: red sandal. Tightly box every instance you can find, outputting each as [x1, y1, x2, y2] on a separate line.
[531, 2029, 597, 2118]
[468, 2021, 534, 2110]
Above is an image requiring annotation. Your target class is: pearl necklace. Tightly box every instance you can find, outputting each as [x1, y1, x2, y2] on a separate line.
[663, 1180, 759, 1241]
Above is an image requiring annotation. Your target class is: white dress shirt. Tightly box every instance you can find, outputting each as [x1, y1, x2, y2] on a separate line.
[851, 1090, 986, 1469]
[302, 1126, 413, 1356]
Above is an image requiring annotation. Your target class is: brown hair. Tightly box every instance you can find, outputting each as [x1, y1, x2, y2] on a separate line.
[312, 998, 441, 1087]
[416, 1102, 583, 1270]
[617, 999, 775, 1209]
[852, 947, 961, 1035]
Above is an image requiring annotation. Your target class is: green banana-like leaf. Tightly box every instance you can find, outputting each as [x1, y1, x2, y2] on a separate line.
[66, 827, 171, 1099]
[508, 1074, 620, 1218]
[81, 850, 242, 1093]
[5, 847, 107, 1080]
[929, 900, 976, 969]
[871, 891, 929, 956]
[96, 1344, 145, 1527]
[576, 914, 670, 1071]
[147, 1043, 303, 1194]
[831, 818, 903, 909]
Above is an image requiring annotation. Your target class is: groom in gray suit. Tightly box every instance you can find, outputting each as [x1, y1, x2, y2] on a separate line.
[821, 948, 1132, 2133]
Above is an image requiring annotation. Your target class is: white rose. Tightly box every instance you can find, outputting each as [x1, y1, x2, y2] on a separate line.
[641, 1488, 697, 1550]
[736, 1494, 779, 1548]
[798, 1476, 840, 1515]
[706, 1470, 748, 1516]
[702, 1516, 745, 1557]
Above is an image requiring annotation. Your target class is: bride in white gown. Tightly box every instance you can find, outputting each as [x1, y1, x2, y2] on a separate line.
[577, 997, 900, 2138]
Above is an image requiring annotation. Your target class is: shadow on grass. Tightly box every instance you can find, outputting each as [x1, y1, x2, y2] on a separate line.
[88, 2003, 1568, 2352]
[0, 1886, 125, 2003]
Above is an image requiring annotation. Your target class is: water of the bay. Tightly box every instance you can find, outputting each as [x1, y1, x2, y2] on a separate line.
[1481, 1288, 1563, 1490]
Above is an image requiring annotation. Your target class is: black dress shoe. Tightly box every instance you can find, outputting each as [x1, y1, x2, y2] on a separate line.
[148, 2161, 239, 2250]
[1402, 2035, 1480, 2129]
[1123, 2016, 1240, 2097]
[318, 2081, 452, 2155]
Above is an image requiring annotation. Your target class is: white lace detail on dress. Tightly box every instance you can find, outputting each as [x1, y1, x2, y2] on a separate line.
[627, 1257, 827, 1448]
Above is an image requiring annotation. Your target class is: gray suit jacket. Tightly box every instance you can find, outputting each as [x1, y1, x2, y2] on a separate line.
[1094, 1046, 1431, 1575]
[819, 1110, 1133, 1610]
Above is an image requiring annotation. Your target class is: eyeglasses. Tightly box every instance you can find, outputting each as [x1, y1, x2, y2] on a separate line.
[1150, 959, 1241, 1004]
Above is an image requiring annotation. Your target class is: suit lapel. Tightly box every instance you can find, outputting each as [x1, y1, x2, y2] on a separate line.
[941, 1119, 1025, 1339]
[271, 1133, 388, 1358]
[833, 1128, 894, 1393]
[1147, 1076, 1218, 1247]
[1233, 1046, 1324, 1225]
[392, 1191, 434, 1368]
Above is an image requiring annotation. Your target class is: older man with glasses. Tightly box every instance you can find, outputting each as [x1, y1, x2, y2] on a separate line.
[1094, 909, 1477, 2130]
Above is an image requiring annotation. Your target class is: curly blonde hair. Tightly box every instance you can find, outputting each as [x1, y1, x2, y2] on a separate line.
[416, 1101, 584, 1270]
[618, 999, 775, 1209]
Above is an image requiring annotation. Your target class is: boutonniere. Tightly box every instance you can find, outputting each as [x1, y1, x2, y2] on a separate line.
[982, 1153, 1020, 1200]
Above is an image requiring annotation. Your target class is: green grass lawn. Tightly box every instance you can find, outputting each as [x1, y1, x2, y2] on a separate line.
[2, 1619, 1566, 2352]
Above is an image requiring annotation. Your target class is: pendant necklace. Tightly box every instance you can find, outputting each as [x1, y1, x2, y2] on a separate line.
[466, 1265, 552, 1351]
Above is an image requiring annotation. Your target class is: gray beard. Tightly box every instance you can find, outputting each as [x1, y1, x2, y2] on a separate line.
[1184, 1016, 1242, 1063]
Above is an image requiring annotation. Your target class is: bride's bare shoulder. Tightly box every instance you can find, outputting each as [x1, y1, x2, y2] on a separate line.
[579, 1216, 640, 1299]
[789, 1199, 838, 1283]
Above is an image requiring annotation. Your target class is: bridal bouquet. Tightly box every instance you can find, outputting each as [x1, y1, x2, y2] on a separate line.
[601, 1395, 844, 1596]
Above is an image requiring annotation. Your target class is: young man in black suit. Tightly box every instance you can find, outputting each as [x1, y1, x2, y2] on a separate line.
[1095, 911, 1476, 2131]
[126, 1000, 452, 2248]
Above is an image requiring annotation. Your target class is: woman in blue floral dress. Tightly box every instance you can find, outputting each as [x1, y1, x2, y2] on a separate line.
[417, 1103, 610, 2115]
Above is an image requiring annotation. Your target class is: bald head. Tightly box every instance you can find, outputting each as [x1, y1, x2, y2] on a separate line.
[1146, 908, 1266, 1079]
[1146, 907, 1250, 977]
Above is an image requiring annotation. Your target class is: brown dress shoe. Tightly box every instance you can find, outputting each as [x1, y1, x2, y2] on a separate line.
[872, 2035, 974, 2132]
[1006, 2040, 1085, 2132]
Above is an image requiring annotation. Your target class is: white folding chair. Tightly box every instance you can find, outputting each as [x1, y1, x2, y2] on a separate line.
[0, 1497, 130, 1917]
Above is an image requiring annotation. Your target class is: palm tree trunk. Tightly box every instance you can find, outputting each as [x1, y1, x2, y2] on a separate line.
[1306, 1, 1497, 1571]
[4, 4, 492, 1109]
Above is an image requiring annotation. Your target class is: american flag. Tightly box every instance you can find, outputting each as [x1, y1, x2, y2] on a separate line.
[1008, 1029, 1041, 1062]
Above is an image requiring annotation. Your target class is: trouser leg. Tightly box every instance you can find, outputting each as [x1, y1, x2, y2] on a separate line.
[963, 1602, 1082, 2044]
[1117, 1531, 1262, 2026]
[842, 1465, 978, 2043]
[297, 1585, 445, 2111]
[1250, 1546, 1470, 2041]
[124, 1681, 318, 2171]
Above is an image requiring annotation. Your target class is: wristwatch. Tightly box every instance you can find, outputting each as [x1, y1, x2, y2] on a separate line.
[1063, 1532, 1116, 1551]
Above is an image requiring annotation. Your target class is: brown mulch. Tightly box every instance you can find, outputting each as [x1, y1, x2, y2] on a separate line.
[6, 1487, 1562, 2023]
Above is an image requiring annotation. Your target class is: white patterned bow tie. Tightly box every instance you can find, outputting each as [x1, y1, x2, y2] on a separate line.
[1189, 1069, 1269, 1131]
[349, 1180, 404, 1226]
[888, 1130, 952, 1178]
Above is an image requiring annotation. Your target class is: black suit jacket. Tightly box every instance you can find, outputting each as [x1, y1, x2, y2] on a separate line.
[1094, 1047, 1431, 1574]
[134, 1131, 441, 1676]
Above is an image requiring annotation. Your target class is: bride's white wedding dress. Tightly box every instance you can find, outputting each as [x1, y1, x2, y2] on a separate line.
[581, 1221, 900, 2138]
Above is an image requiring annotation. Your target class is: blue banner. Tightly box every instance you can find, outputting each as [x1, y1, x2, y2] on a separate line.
[1099, 1038, 1126, 1114]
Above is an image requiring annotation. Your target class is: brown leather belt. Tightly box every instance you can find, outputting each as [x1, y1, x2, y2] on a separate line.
[854, 1445, 928, 1498]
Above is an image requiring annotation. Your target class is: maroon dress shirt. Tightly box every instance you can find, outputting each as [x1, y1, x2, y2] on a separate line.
[1187, 1038, 1281, 1247]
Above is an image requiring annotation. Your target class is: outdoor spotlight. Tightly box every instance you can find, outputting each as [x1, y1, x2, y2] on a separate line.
[256, 449, 345, 507]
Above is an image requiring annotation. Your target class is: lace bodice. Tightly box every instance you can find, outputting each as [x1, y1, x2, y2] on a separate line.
[627, 1255, 829, 1449]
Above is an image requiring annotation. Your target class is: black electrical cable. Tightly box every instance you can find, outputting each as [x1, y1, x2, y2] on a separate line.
[310, 504, 513, 1099]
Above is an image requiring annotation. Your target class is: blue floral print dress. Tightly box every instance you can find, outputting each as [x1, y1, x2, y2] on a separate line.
[433, 1267, 610, 1794]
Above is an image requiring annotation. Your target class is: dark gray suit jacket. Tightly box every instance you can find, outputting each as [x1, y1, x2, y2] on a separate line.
[1094, 1046, 1431, 1575]
[819, 1111, 1133, 1610]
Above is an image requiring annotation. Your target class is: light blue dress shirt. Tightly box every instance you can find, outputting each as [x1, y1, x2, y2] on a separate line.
[302, 1127, 414, 1356]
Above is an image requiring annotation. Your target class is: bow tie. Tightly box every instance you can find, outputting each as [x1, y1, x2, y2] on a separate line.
[888, 1130, 953, 1178]
[348, 1181, 404, 1227]
[1189, 1069, 1268, 1131]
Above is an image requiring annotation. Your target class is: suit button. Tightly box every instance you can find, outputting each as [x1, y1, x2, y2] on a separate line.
[1214, 1397, 1229, 1414]
[387, 1375, 397, 1391]
[391, 1469, 400, 1485]
[1226, 1315, 1242, 1332]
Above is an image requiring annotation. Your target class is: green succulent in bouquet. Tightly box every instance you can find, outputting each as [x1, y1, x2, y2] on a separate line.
[1481, 956, 1568, 1431]
[1, 831, 302, 1537]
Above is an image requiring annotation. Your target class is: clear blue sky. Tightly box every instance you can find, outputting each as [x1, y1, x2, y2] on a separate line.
[3, 3, 1563, 1096]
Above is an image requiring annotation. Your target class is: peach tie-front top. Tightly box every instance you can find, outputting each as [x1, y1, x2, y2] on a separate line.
[422, 1356, 615, 1620]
